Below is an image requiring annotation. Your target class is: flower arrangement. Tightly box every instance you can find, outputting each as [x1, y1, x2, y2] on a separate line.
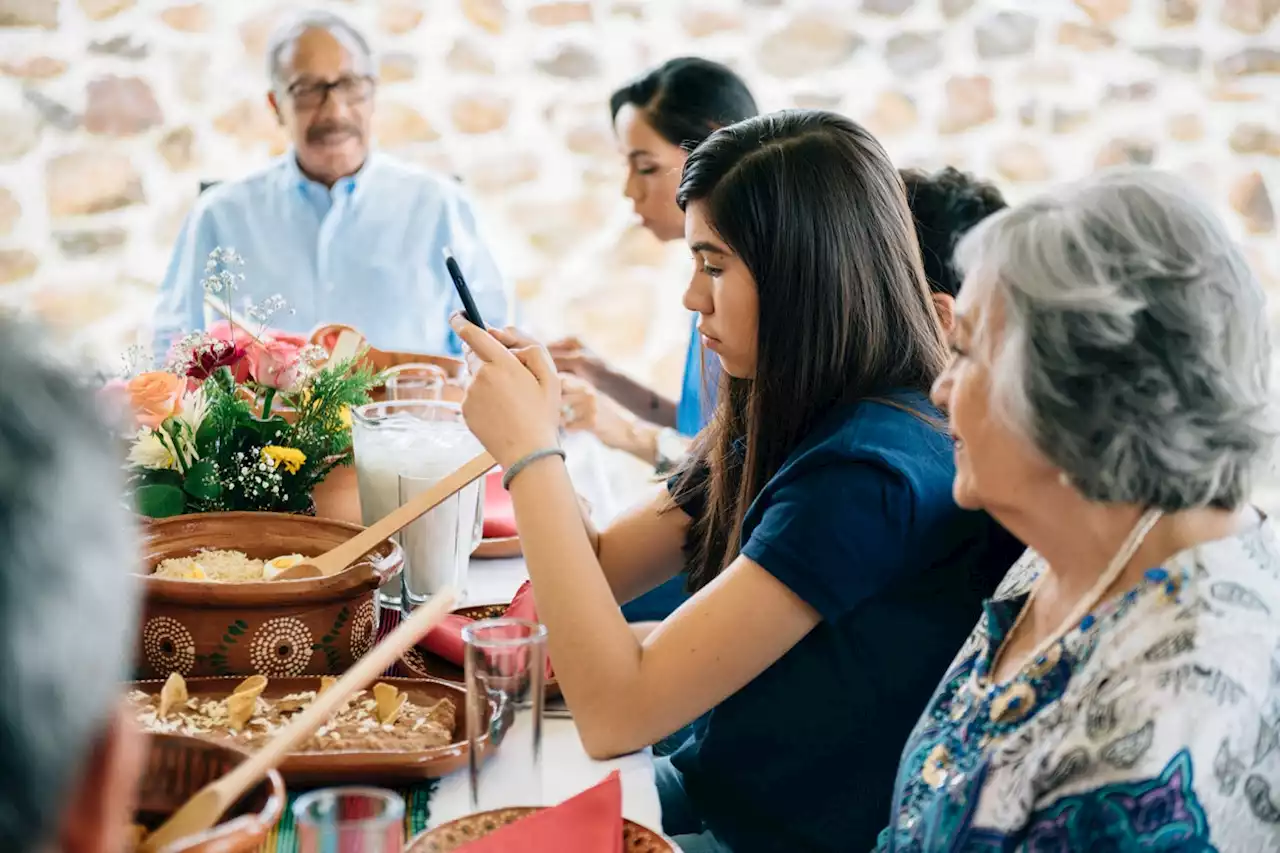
[118, 247, 379, 518]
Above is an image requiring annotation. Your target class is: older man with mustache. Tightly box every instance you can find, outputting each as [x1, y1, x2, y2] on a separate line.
[153, 9, 508, 362]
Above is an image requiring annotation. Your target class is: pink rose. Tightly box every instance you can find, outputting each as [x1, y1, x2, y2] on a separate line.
[127, 372, 184, 429]
[244, 338, 303, 391]
[209, 322, 308, 384]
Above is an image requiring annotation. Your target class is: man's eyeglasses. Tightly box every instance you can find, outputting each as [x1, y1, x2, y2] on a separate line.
[286, 75, 375, 110]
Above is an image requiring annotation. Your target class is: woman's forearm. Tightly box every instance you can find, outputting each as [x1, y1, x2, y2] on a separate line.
[507, 456, 648, 745]
[590, 369, 678, 428]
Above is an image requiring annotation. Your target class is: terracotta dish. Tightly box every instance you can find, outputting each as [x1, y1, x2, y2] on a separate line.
[400, 604, 561, 698]
[128, 676, 490, 785]
[136, 512, 402, 679]
[472, 536, 521, 560]
[308, 322, 467, 401]
[132, 734, 284, 853]
[407, 808, 676, 853]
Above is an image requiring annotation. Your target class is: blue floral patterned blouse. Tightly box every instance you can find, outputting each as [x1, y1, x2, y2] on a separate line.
[877, 520, 1280, 852]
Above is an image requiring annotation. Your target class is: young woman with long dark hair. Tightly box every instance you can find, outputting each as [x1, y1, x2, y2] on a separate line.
[451, 110, 1023, 852]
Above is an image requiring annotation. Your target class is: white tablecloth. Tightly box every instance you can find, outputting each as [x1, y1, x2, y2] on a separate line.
[427, 442, 663, 831]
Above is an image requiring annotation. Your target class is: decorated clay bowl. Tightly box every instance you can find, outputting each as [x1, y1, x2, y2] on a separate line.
[407, 808, 675, 852]
[135, 512, 402, 679]
[133, 733, 285, 853]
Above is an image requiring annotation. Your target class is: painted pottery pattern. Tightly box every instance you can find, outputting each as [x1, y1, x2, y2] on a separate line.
[350, 598, 376, 658]
[409, 808, 674, 853]
[249, 618, 315, 677]
[142, 616, 196, 675]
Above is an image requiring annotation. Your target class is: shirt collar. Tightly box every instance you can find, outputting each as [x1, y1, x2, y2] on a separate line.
[280, 149, 380, 204]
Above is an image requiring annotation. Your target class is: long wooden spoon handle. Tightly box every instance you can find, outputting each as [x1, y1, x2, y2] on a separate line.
[318, 451, 495, 575]
[218, 588, 459, 797]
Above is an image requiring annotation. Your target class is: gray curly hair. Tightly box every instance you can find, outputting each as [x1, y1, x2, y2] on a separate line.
[956, 168, 1275, 511]
[0, 318, 139, 850]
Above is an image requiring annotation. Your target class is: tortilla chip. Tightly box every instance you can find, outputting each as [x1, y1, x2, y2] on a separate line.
[319, 676, 338, 695]
[373, 682, 406, 725]
[232, 675, 267, 697]
[158, 672, 188, 719]
[226, 690, 258, 730]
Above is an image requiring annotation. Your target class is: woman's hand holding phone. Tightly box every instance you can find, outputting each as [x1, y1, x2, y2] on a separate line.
[449, 313, 562, 470]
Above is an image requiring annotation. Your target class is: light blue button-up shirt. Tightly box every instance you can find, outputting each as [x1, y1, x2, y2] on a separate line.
[152, 150, 508, 361]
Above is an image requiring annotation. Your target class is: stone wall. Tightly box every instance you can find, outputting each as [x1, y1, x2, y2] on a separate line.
[1, 0, 1279, 499]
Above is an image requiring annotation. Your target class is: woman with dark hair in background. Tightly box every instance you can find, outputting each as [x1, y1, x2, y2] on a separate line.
[552, 57, 759, 624]
[451, 110, 1024, 852]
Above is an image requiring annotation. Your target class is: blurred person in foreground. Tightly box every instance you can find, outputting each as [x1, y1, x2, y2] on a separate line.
[0, 318, 144, 852]
[879, 169, 1280, 851]
[153, 8, 506, 362]
[900, 166, 1007, 333]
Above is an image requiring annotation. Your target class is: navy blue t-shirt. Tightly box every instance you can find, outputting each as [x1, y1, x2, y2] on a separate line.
[667, 391, 1023, 853]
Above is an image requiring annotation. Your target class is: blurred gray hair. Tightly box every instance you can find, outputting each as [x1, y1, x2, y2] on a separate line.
[0, 319, 139, 851]
[265, 9, 374, 92]
[957, 168, 1275, 510]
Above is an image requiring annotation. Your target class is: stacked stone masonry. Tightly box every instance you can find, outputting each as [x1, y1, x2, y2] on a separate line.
[0, 0, 1278, 505]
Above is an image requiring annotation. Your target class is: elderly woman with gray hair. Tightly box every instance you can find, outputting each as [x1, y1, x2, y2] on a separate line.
[877, 169, 1280, 851]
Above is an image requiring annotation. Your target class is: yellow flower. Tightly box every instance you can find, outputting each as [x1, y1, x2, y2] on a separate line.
[339, 405, 352, 428]
[262, 445, 306, 474]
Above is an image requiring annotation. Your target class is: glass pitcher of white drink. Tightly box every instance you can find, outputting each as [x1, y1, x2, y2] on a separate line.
[350, 400, 484, 612]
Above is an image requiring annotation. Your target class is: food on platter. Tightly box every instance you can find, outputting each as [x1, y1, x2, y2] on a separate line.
[151, 549, 307, 582]
[129, 674, 455, 753]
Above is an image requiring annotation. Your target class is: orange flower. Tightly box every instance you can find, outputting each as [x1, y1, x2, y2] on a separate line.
[127, 371, 184, 430]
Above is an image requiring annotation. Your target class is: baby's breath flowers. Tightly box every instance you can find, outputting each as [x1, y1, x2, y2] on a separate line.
[262, 445, 307, 475]
[114, 247, 379, 519]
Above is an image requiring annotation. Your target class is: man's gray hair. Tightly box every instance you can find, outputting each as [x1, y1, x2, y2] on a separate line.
[265, 9, 374, 91]
[0, 319, 140, 850]
[957, 167, 1275, 510]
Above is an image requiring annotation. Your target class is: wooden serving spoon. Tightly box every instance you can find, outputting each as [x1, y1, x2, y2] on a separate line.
[272, 451, 496, 581]
[140, 586, 459, 853]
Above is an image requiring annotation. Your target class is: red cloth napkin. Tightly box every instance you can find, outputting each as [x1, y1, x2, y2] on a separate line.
[419, 581, 556, 681]
[457, 771, 623, 853]
[417, 613, 474, 663]
[483, 470, 517, 539]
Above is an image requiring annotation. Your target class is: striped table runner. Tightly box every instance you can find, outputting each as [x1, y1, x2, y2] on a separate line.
[259, 782, 438, 851]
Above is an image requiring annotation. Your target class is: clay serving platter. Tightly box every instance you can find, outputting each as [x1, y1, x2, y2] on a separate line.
[407, 808, 676, 852]
[400, 604, 561, 698]
[127, 676, 492, 785]
[471, 536, 521, 560]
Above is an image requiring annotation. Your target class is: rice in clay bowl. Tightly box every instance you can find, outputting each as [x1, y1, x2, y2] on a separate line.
[135, 511, 402, 680]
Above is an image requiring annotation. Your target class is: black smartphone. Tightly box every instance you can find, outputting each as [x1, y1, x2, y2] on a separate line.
[442, 247, 486, 329]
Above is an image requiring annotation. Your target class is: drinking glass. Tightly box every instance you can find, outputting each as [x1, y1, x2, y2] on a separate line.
[464, 618, 547, 811]
[295, 787, 404, 853]
[351, 400, 483, 612]
[398, 470, 483, 610]
[384, 363, 446, 402]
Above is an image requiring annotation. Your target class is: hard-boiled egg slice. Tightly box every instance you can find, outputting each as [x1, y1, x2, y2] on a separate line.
[263, 553, 306, 581]
[180, 561, 207, 580]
